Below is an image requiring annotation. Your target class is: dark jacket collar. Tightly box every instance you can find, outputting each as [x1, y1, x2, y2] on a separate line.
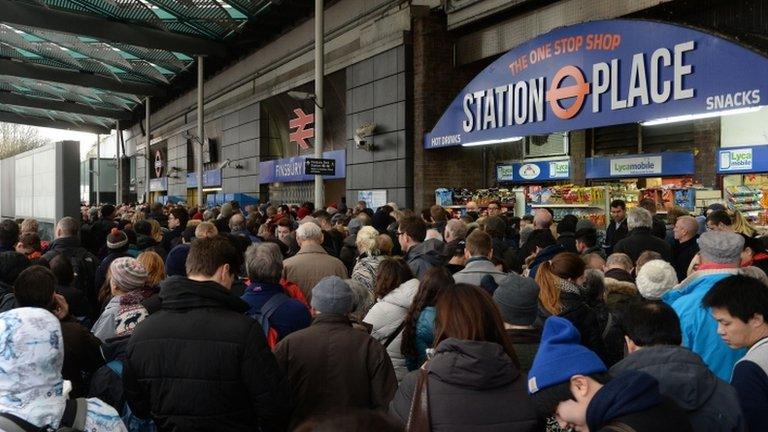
[311, 313, 352, 326]
[49, 235, 82, 250]
[628, 226, 653, 236]
[429, 338, 519, 389]
[159, 275, 249, 313]
[586, 370, 661, 431]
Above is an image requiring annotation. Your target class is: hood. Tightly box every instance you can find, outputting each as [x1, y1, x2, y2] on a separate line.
[135, 234, 157, 249]
[100, 335, 130, 362]
[159, 275, 249, 313]
[529, 244, 567, 278]
[610, 345, 717, 411]
[586, 370, 661, 431]
[429, 338, 518, 390]
[382, 278, 419, 308]
[408, 239, 446, 266]
[0, 251, 30, 285]
[665, 271, 735, 304]
[0, 308, 68, 427]
[604, 268, 634, 283]
[48, 236, 81, 251]
[603, 277, 637, 297]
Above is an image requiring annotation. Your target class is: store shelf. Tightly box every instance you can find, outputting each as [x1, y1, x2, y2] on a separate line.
[530, 204, 602, 208]
[445, 204, 514, 209]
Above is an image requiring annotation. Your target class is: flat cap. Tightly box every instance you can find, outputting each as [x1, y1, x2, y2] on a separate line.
[698, 231, 744, 264]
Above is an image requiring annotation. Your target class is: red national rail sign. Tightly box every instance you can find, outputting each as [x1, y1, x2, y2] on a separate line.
[289, 108, 314, 150]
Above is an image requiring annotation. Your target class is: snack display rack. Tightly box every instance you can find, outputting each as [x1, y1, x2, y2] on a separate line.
[525, 185, 607, 228]
[435, 188, 518, 217]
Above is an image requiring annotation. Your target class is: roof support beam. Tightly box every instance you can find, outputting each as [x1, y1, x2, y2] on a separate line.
[0, 92, 132, 120]
[0, 0, 226, 56]
[0, 111, 112, 134]
[0, 59, 165, 97]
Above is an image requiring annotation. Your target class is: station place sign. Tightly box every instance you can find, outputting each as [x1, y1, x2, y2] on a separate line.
[425, 20, 768, 149]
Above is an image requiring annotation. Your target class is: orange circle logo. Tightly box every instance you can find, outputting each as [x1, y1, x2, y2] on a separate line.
[546, 65, 590, 120]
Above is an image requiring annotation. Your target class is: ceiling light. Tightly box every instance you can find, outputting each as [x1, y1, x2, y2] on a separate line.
[641, 106, 763, 126]
[461, 137, 524, 147]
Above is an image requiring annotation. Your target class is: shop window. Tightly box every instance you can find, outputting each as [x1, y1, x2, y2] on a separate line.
[523, 132, 568, 158]
[641, 122, 694, 154]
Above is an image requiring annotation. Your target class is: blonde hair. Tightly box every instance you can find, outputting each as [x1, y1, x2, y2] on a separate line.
[148, 219, 163, 243]
[534, 252, 586, 315]
[137, 251, 165, 287]
[130, 212, 146, 225]
[730, 210, 756, 237]
[356, 225, 380, 255]
[195, 222, 219, 239]
[20, 218, 38, 234]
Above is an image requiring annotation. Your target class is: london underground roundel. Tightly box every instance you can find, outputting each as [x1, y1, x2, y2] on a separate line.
[425, 19, 768, 149]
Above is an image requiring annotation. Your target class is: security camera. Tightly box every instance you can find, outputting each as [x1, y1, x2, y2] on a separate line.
[217, 159, 231, 170]
[354, 122, 376, 151]
[287, 91, 315, 101]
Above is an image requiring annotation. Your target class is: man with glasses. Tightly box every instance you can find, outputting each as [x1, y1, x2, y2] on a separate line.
[398, 216, 442, 280]
[487, 201, 502, 217]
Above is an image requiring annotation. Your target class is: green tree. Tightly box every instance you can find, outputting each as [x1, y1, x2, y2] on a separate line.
[0, 122, 51, 159]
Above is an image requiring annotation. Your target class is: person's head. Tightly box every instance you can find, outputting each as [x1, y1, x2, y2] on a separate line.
[698, 230, 744, 267]
[741, 236, 768, 267]
[0, 219, 20, 248]
[16, 232, 41, 255]
[731, 210, 757, 237]
[401, 267, 454, 358]
[48, 254, 74, 286]
[528, 316, 609, 430]
[635, 250, 662, 273]
[574, 228, 597, 254]
[638, 198, 657, 216]
[520, 214, 534, 229]
[219, 202, 234, 219]
[147, 219, 163, 242]
[165, 244, 191, 277]
[245, 242, 283, 285]
[276, 217, 294, 243]
[229, 213, 246, 231]
[311, 276, 353, 315]
[377, 234, 394, 256]
[14, 266, 56, 310]
[535, 252, 586, 315]
[430, 205, 447, 223]
[703, 274, 768, 349]
[605, 253, 633, 273]
[673, 215, 698, 242]
[626, 207, 652, 230]
[186, 236, 239, 289]
[106, 228, 129, 252]
[296, 221, 324, 247]
[666, 206, 689, 226]
[101, 204, 116, 220]
[195, 221, 219, 239]
[494, 274, 540, 327]
[444, 219, 468, 243]
[55, 216, 78, 239]
[465, 201, 478, 213]
[168, 207, 189, 230]
[109, 257, 148, 295]
[356, 200, 367, 211]
[557, 215, 578, 235]
[425, 228, 443, 242]
[134, 219, 152, 237]
[312, 210, 333, 231]
[137, 251, 165, 287]
[526, 228, 557, 254]
[484, 201, 501, 217]
[20, 218, 38, 235]
[374, 257, 413, 299]
[434, 283, 519, 367]
[355, 226, 380, 256]
[533, 208, 553, 229]
[621, 301, 682, 353]
[582, 253, 606, 271]
[464, 229, 493, 260]
[398, 216, 427, 252]
[706, 210, 732, 231]
[609, 199, 626, 223]
[581, 268, 605, 303]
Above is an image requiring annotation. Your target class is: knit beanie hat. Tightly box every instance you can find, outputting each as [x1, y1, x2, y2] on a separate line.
[636, 259, 679, 300]
[109, 257, 148, 292]
[115, 304, 149, 337]
[107, 228, 128, 250]
[311, 276, 353, 315]
[493, 275, 540, 326]
[528, 316, 607, 395]
[165, 244, 191, 277]
[220, 202, 234, 219]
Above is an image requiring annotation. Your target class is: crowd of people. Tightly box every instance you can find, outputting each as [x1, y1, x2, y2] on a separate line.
[0, 196, 767, 431]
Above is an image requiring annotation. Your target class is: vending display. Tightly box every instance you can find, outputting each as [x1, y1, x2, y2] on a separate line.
[526, 185, 607, 228]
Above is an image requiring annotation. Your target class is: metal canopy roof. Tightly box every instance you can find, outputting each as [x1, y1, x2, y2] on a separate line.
[0, 0, 282, 134]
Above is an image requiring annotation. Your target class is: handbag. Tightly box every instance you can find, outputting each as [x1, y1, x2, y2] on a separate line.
[405, 368, 431, 432]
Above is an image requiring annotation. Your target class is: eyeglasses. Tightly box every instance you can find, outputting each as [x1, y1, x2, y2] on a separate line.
[396, 231, 405, 237]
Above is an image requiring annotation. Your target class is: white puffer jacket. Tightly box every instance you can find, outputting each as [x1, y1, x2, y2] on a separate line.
[363, 278, 420, 381]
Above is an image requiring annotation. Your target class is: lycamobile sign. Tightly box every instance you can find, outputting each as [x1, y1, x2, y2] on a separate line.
[610, 156, 662, 176]
[425, 20, 768, 149]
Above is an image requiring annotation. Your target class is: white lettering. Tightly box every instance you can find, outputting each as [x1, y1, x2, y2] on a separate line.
[462, 93, 474, 132]
[673, 41, 695, 100]
[627, 53, 649, 107]
[650, 48, 671, 103]
[610, 59, 627, 110]
[592, 62, 610, 113]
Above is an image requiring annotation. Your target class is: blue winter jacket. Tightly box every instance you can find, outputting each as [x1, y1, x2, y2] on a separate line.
[663, 272, 746, 381]
[405, 306, 436, 371]
[241, 281, 311, 341]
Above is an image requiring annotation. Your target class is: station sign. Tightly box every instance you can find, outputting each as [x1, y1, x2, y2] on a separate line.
[586, 152, 693, 179]
[305, 158, 336, 176]
[717, 146, 768, 174]
[497, 158, 570, 182]
[425, 19, 768, 149]
[259, 149, 345, 183]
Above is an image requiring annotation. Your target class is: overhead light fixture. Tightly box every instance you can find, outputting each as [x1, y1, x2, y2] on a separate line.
[641, 106, 764, 126]
[461, 137, 524, 147]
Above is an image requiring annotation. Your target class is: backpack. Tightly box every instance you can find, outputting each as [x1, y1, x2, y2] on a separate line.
[105, 360, 156, 432]
[248, 293, 292, 349]
[61, 249, 97, 303]
[0, 398, 88, 432]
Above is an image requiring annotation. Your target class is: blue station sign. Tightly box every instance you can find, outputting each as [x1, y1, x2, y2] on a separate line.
[717, 146, 768, 174]
[586, 152, 694, 179]
[259, 149, 346, 184]
[425, 19, 768, 149]
[497, 159, 570, 183]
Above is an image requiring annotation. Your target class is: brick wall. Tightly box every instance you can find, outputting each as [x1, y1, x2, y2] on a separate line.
[693, 118, 719, 188]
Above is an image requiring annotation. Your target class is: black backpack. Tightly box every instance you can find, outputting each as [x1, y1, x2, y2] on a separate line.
[60, 248, 97, 302]
[0, 398, 87, 432]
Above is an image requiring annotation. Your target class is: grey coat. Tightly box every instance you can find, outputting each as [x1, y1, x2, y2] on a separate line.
[452, 258, 507, 287]
[610, 345, 745, 432]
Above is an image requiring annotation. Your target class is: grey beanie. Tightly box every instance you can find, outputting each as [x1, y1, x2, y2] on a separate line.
[493, 275, 540, 326]
[698, 231, 744, 264]
[311, 276, 353, 315]
[348, 218, 363, 238]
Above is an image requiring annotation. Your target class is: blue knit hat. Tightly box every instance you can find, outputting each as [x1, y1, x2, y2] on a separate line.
[165, 244, 191, 277]
[527, 316, 606, 394]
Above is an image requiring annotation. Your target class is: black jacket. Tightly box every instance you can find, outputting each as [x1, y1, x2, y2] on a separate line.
[61, 316, 104, 398]
[390, 338, 540, 431]
[613, 227, 672, 263]
[672, 237, 699, 283]
[161, 226, 184, 252]
[605, 219, 628, 255]
[651, 216, 667, 239]
[124, 276, 290, 432]
[89, 336, 130, 412]
[610, 345, 744, 432]
[539, 291, 609, 366]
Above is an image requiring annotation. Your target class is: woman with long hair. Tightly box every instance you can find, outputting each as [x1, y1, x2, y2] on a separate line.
[363, 257, 419, 381]
[400, 267, 454, 371]
[137, 251, 165, 288]
[390, 284, 539, 431]
[351, 226, 385, 292]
